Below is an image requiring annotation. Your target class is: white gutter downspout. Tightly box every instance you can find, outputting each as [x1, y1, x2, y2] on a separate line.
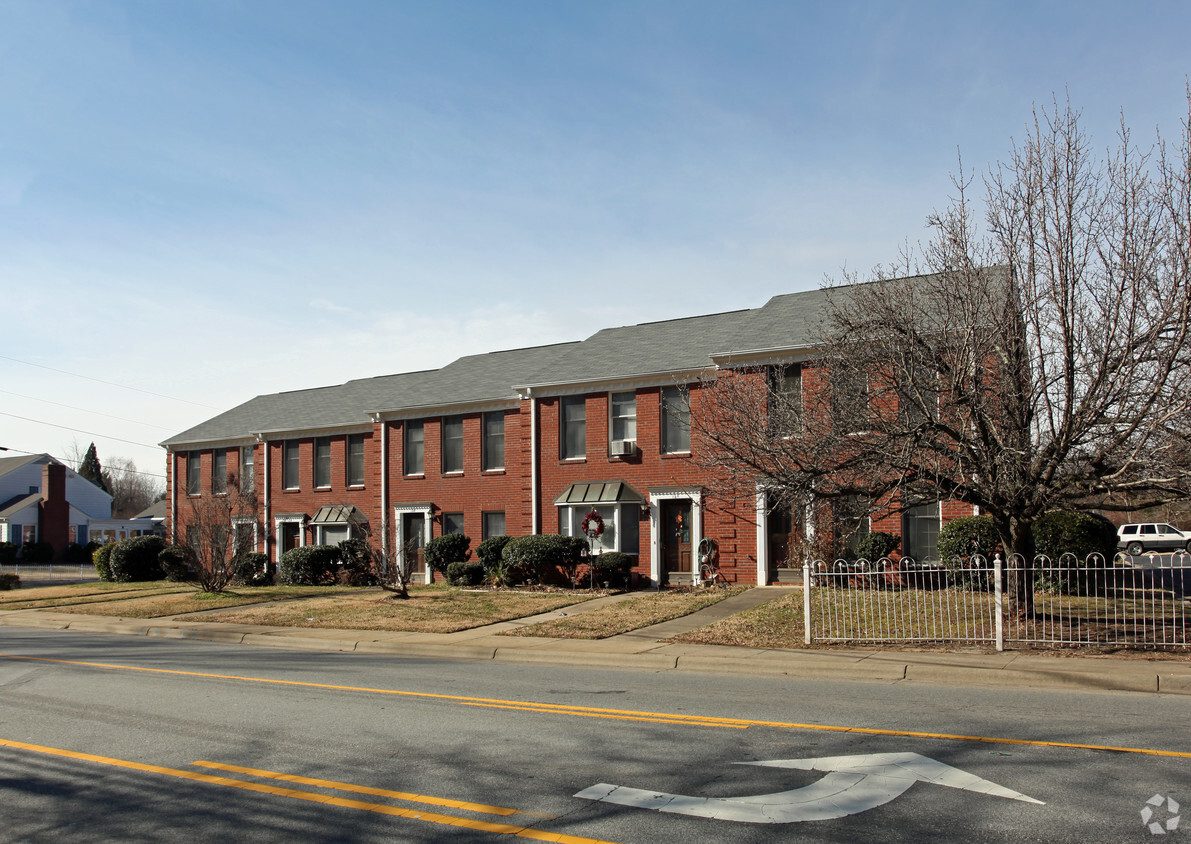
[169, 450, 177, 544]
[377, 414, 389, 560]
[261, 436, 271, 562]
[530, 389, 539, 535]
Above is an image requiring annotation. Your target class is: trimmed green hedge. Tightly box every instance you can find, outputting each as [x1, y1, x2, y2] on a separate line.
[446, 560, 486, 586]
[278, 545, 341, 586]
[109, 535, 166, 582]
[21, 541, 53, 563]
[158, 545, 194, 582]
[424, 534, 471, 574]
[852, 531, 900, 562]
[232, 551, 272, 586]
[0, 573, 18, 590]
[93, 543, 115, 581]
[501, 534, 587, 585]
[0, 542, 16, 565]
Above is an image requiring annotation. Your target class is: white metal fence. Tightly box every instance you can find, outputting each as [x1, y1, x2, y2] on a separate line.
[0, 563, 96, 582]
[804, 553, 1191, 650]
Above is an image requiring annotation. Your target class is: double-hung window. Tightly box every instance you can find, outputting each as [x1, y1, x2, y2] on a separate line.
[186, 451, 201, 495]
[482, 511, 506, 539]
[442, 416, 464, 473]
[443, 513, 465, 536]
[660, 385, 690, 454]
[240, 446, 254, 492]
[314, 437, 332, 488]
[561, 396, 586, 459]
[610, 392, 636, 452]
[767, 364, 802, 437]
[212, 448, 228, 494]
[482, 412, 505, 471]
[347, 434, 365, 486]
[283, 440, 300, 490]
[404, 421, 424, 476]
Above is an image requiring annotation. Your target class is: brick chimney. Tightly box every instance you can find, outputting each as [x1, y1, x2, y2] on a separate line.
[39, 463, 69, 559]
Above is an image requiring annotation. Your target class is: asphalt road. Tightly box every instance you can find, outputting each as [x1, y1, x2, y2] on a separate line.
[2, 629, 1189, 842]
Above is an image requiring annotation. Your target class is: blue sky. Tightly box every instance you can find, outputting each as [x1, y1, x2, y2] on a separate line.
[1, 0, 1188, 481]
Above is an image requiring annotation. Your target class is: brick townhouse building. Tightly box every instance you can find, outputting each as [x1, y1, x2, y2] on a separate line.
[163, 276, 977, 586]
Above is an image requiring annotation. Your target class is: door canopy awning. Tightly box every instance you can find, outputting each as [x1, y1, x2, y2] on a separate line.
[309, 504, 368, 526]
[553, 480, 644, 506]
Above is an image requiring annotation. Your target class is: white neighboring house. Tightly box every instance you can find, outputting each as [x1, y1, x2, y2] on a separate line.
[0, 454, 159, 556]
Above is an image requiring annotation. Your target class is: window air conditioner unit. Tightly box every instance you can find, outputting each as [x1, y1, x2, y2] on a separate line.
[611, 440, 636, 457]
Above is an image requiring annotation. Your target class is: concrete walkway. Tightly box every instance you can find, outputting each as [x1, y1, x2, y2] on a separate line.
[2, 586, 1190, 695]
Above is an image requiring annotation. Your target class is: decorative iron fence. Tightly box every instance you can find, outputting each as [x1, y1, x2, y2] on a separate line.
[803, 553, 1191, 650]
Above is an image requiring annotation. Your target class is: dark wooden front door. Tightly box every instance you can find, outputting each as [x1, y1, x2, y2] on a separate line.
[402, 513, 426, 574]
[767, 500, 805, 581]
[661, 501, 692, 579]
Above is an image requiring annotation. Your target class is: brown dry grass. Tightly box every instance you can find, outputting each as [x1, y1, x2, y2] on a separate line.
[49, 585, 357, 618]
[0, 582, 189, 611]
[503, 586, 750, 639]
[193, 587, 593, 633]
[671, 591, 805, 648]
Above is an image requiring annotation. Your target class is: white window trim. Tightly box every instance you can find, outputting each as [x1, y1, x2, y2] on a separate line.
[648, 489, 701, 588]
[232, 517, 259, 553]
[608, 390, 637, 452]
[273, 516, 305, 563]
[558, 503, 635, 555]
[394, 504, 433, 585]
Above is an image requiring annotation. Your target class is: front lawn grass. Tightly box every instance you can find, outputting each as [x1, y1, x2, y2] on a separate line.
[670, 591, 805, 648]
[50, 585, 359, 618]
[0, 581, 189, 611]
[193, 586, 595, 633]
[502, 585, 750, 639]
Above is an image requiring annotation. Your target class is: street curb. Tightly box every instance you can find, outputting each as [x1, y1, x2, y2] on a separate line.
[903, 663, 1162, 693]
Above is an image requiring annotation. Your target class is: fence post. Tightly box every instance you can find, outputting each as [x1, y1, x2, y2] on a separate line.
[994, 552, 1004, 652]
[803, 559, 812, 645]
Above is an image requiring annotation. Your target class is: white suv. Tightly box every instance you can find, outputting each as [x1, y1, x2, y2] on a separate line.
[1117, 523, 1191, 556]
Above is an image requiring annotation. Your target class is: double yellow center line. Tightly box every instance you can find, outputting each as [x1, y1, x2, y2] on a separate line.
[0, 737, 612, 843]
[3, 653, 1190, 758]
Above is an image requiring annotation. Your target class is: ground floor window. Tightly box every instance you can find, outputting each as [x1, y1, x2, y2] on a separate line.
[482, 511, 505, 539]
[902, 502, 941, 562]
[559, 504, 639, 554]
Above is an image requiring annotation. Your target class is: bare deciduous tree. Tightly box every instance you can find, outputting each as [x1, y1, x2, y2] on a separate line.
[102, 456, 165, 518]
[180, 478, 260, 593]
[694, 94, 1191, 612]
[348, 522, 419, 599]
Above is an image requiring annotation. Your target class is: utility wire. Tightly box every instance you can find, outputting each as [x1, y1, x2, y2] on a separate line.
[0, 389, 175, 431]
[0, 446, 167, 480]
[0, 411, 162, 450]
[0, 354, 222, 409]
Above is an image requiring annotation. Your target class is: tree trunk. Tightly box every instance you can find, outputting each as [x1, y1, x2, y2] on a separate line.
[1007, 518, 1036, 618]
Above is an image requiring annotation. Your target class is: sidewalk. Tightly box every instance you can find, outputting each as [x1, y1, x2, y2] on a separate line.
[3, 587, 1190, 695]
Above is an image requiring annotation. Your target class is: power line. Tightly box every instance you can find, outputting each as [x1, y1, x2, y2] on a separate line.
[0, 389, 175, 431]
[0, 411, 162, 450]
[0, 446, 167, 480]
[0, 354, 222, 409]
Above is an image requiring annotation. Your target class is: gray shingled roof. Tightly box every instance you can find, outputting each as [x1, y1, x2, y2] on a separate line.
[0, 453, 50, 480]
[516, 308, 759, 388]
[370, 342, 581, 413]
[163, 273, 977, 450]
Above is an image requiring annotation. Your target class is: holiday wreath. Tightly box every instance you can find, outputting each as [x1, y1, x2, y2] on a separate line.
[580, 509, 605, 538]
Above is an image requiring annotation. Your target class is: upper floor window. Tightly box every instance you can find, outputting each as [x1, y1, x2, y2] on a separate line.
[610, 392, 637, 450]
[898, 357, 939, 427]
[561, 396, 586, 460]
[404, 421, 424, 476]
[768, 364, 802, 437]
[240, 445, 254, 492]
[283, 440, 300, 490]
[442, 416, 464, 473]
[482, 412, 505, 471]
[186, 451, 201, 495]
[347, 434, 365, 486]
[212, 448, 228, 494]
[660, 385, 690, 454]
[314, 437, 332, 488]
[831, 364, 870, 433]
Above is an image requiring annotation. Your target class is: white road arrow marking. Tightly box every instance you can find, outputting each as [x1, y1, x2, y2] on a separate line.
[574, 752, 1043, 823]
